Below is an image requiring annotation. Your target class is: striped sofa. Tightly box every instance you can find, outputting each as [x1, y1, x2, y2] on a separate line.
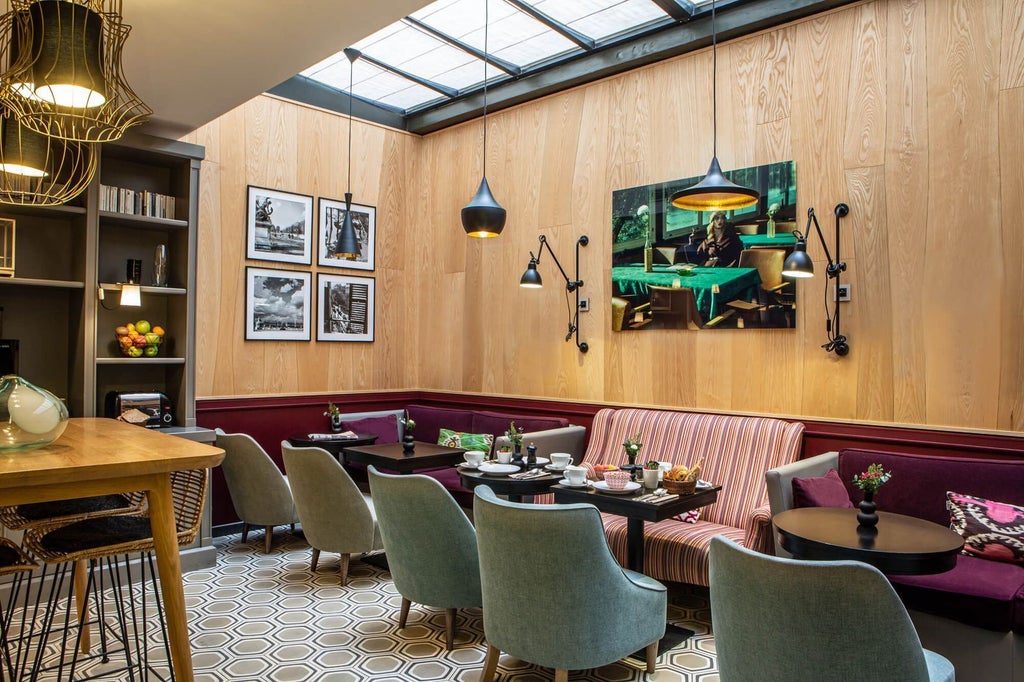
[575, 408, 805, 586]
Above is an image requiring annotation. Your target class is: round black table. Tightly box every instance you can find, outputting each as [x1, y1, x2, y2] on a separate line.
[458, 469, 561, 502]
[773, 507, 964, 575]
[287, 432, 378, 457]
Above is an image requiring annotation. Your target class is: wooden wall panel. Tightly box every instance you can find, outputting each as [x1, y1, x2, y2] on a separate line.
[190, 0, 1023, 437]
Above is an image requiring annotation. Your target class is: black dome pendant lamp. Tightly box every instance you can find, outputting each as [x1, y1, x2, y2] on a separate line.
[461, 0, 505, 238]
[670, 0, 758, 212]
[333, 47, 360, 258]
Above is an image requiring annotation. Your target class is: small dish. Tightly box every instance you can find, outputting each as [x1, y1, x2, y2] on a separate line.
[545, 463, 567, 472]
[458, 461, 480, 470]
[477, 463, 520, 476]
[590, 480, 642, 495]
[558, 478, 589, 488]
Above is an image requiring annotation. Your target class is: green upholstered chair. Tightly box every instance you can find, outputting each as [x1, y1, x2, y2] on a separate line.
[367, 466, 482, 650]
[708, 536, 955, 682]
[217, 431, 300, 552]
[473, 485, 666, 682]
[281, 442, 383, 585]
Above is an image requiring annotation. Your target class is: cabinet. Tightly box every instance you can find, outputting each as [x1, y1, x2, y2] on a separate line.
[0, 132, 204, 426]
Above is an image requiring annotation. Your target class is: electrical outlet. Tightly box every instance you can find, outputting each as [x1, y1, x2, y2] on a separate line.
[835, 284, 851, 302]
[578, 298, 590, 313]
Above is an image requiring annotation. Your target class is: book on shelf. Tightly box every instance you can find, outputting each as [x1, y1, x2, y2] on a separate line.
[99, 184, 177, 220]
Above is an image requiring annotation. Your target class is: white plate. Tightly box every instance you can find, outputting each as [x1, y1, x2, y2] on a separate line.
[558, 478, 589, 488]
[477, 463, 520, 476]
[532, 457, 550, 466]
[545, 463, 568, 472]
[590, 480, 642, 495]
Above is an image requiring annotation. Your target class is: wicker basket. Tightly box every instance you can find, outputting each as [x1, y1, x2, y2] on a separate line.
[662, 478, 697, 495]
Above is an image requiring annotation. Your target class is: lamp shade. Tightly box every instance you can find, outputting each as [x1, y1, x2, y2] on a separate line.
[782, 238, 814, 278]
[670, 156, 759, 212]
[30, 0, 107, 109]
[119, 283, 140, 306]
[6, 8, 40, 100]
[462, 176, 505, 238]
[333, 193, 359, 258]
[519, 258, 542, 288]
[0, 108, 97, 205]
[0, 115, 49, 177]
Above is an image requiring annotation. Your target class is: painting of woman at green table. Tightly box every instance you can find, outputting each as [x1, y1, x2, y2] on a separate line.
[611, 160, 797, 332]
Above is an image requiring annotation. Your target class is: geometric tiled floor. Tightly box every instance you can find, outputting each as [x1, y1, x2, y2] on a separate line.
[17, 531, 720, 681]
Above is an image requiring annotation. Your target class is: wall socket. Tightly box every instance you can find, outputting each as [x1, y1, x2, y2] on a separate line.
[578, 298, 590, 312]
[835, 284, 851, 302]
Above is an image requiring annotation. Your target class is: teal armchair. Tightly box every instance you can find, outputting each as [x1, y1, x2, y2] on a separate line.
[367, 466, 482, 650]
[709, 536, 955, 682]
[281, 442, 383, 585]
[473, 485, 666, 681]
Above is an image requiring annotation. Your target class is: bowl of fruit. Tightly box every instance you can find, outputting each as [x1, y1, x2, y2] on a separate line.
[116, 320, 165, 358]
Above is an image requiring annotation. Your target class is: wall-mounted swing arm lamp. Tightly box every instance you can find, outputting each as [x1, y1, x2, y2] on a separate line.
[783, 203, 850, 356]
[520, 234, 589, 353]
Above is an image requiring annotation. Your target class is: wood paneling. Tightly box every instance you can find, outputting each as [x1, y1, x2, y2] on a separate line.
[190, 0, 1024, 437]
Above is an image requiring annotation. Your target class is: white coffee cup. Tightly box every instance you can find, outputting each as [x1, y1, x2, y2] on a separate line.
[550, 453, 573, 469]
[563, 465, 587, 486]
[643, 468, 660, 489]
[465, 450, 486, 467]
[496, 450, 512, 464]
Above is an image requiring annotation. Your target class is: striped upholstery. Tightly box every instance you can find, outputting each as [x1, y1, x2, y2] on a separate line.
[570, 408, 804, 586]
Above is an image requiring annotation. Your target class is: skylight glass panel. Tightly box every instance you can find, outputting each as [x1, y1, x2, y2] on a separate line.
[353, 22, 481, 92]
[532, 0, 671, 42]
[303, 58, 442, 112]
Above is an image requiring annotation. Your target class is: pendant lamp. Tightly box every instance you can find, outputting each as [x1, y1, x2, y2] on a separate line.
[461, 0, 505, 238]
[0, 0, 151, 143]
[0, 108, 97, 205]
[333, 47, 360, 259]
[670, 0, 758, 212]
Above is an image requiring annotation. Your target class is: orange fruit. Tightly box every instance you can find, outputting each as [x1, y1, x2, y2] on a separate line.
[152, 326, 165, 336]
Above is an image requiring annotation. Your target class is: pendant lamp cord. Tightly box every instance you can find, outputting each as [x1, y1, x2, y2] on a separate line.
[482, 0, 489, 178]
[347, 56, 353, 195]
[711, 0, 717, 158]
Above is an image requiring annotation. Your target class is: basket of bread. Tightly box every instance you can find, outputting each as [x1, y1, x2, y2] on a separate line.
[662, 459, 703, 495]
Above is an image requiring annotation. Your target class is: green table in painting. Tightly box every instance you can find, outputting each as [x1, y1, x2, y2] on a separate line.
[738, 234, 797, 248]
[611, 264, 761, 321]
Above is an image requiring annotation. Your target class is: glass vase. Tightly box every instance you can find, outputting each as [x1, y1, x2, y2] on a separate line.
[0, 375, 69, 450]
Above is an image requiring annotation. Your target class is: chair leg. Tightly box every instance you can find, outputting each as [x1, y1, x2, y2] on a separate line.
[73, 559, 91, 654]
[241, 522, 249, 543]
[339, 553, 350, 586]
[263, 526, 273, 553]
[398, 597, 411, 628]
[444, 608, 456, 651]
[646, 641, 658, 673]
[554, 670, 568, 682]
[310, 548, 321, 571]
[480, 642, 500, 681]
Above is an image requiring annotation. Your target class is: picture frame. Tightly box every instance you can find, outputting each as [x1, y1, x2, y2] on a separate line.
[317, 197, 376, 271]
[245, 267, 311, 341]
[246, 186, 313, 265]
[317, 273, 375, 342]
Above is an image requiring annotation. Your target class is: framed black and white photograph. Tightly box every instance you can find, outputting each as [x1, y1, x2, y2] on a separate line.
[317, 197, 376, 271]
[245, 267, 311, 341]
[317, 273, 375, 342]
[246, 186, 313, 265]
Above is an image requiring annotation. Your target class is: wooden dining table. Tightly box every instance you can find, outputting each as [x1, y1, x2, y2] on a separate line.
[0, 418, 225, 682]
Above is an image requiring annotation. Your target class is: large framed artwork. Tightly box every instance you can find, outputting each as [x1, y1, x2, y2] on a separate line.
[611, 160, 797, 332]
[246, 186, 313, 265]
[317, 273, 375, 342]
[245, 267, 311, 341]
[317, 197, 376, 271]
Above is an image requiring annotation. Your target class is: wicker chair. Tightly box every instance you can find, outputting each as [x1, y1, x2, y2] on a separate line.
[0, 538, 37, 681]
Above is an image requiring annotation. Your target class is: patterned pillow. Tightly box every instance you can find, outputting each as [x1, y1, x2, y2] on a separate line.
[946, 491, 1024, 565]
[674, 509, 700, 524]
[438, 428, 494, 453]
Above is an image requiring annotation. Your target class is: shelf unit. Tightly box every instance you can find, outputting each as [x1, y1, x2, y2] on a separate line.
[0, 132, 204, 426]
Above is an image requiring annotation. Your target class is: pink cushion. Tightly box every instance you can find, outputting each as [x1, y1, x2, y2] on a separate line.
[947, 491, 1024, 566]
[792, 468, 854, 509]
[341, 415, 399, 444]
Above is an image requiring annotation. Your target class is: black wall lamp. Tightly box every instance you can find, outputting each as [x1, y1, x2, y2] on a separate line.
[783, 203, 850, 356]
[520, 234, 589, 353]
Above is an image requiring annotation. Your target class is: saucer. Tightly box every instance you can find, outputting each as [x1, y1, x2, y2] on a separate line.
[458, 461, 482, 470]
[558, 478, 588, 488]
[477, 463, 520, 476]
[590, 480, 642, 495]
[545, 463, 567, 472]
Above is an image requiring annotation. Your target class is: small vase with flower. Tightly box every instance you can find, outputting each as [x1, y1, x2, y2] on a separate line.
[853, 463, 891, 528]
[324, 402, 342, 433]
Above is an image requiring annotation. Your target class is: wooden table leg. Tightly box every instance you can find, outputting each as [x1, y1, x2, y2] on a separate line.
[627, 517, 644, 573]
[147, 476, 194, 682]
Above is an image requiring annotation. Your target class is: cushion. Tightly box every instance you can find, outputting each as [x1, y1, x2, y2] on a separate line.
[792, 469, 854, 509]
[947, 491, 1024, 566]
[438, 428, 494, 452]
[341, 415, 399, 445]
[674, 509, 700, 523]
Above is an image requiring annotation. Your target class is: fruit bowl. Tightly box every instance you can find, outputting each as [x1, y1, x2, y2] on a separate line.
[116, 320, 165, 358]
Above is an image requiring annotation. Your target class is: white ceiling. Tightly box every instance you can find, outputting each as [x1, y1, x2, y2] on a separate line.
[117, 0, 431, 139]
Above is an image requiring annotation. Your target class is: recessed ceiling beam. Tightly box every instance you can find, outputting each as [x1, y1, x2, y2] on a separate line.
[358, 52, 460, 99]
[650, 0, 696, 23]
[504, 0, 595, 51]
[403, 16, 522, 76]
[267, 77, 406, 129]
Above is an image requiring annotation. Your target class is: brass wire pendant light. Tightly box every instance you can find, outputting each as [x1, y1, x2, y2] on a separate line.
[0, 0, 152, 143]
[670, 0, 758, 212]
[0, 107, 96, 205]
[461, 0, 505, 238]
